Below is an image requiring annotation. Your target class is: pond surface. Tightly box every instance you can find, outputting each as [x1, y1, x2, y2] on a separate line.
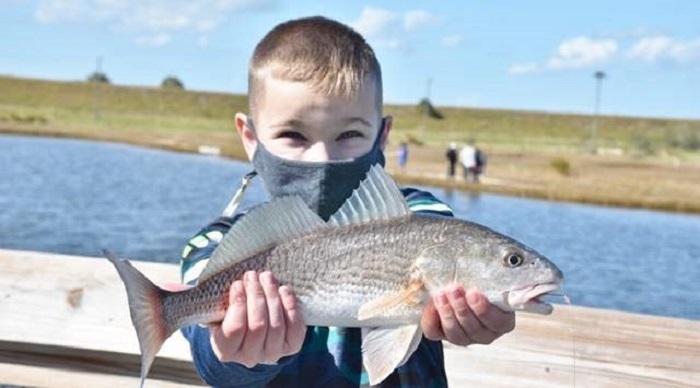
[1, 135, 698, 319]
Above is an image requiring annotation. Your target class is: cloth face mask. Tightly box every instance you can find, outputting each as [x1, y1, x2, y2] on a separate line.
[251, 121, 386, 220]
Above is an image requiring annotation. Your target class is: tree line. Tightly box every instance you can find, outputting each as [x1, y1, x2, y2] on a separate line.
[87, 72, 185, 90]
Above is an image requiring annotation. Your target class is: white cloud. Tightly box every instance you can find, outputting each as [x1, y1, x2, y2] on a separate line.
[508, 63, 540, 75]
[508, 33, 700, 76]
[509, 37, 617, 75]
[197, 36, 209, 48]
[35, 0, 125, 23]
[351, 7, 399, 38]
[34, 0, 274, 45]
[546, 37, 618, 69]
[669, 38, 700, 64]
[441, 34, 463, 48]
[628, 35, 700, 64]
[135, 32, 171, 47]
[403, 10, 440, 32]
[351, 7, 445, 52]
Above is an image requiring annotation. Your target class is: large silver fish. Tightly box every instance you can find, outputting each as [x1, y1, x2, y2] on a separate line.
[106, 165, 563, 387]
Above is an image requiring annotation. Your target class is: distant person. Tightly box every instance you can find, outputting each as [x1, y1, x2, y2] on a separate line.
[397, 141, 409, 173]
[459, 142, 477, 182]
[474, 146, 487, 183]
[446, 142, 458, 178]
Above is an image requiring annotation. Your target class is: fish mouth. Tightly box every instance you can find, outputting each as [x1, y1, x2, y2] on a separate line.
[506, 283, 561, 315]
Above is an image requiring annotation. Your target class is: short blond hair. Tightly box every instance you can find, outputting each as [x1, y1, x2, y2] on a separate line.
[248, 16, 382, 118]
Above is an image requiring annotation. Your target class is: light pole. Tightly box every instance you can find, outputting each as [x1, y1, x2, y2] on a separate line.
[591, 70, 606, 152]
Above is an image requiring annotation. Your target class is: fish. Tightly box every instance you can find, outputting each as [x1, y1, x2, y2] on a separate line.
[105, 164, 564, 387]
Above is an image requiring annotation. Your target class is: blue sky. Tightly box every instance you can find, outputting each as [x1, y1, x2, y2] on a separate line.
[1, 0, 698, 119]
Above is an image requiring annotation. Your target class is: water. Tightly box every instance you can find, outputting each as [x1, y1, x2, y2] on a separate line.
[1, 135, 698, 320]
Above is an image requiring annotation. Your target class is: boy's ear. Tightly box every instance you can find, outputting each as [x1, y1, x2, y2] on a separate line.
[379, 116, 393, 150]
[235, 113, 256, 161]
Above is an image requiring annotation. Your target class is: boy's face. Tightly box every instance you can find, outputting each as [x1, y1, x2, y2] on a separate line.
[236, 76, 392, 162]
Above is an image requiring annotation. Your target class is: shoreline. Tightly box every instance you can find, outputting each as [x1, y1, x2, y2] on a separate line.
[3, 124, 700, 215]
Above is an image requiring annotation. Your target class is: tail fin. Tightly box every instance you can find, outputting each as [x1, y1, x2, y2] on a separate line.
[104, 249, 176, 388]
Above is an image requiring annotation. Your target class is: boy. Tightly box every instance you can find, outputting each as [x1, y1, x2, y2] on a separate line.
[179, 16, 514, 387]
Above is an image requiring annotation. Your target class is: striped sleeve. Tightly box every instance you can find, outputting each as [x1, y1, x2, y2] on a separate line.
[180, 214, 241, 285]
[402, 187, 454, 217]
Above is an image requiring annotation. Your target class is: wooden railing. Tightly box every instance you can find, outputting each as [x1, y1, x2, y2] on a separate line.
[1, 249, 698, 387]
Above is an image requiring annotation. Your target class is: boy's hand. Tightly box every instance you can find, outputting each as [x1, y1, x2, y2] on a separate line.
[209, 271, 306, 367]
[421, 285, 515, 346]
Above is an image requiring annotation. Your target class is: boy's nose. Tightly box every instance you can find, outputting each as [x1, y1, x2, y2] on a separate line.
[303, 142, 333, 162]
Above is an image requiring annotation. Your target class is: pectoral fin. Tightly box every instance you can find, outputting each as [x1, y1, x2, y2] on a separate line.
[357, 279, 425, 321]
[361, 325, 423, 385]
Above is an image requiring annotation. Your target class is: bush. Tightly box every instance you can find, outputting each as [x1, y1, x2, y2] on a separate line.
[87, 72, 110, 84]
[550, 157, 571, 176]
[666, 128, 700, 151]
[630, 133, 657, 155]
[417, 98, 444, 120]
[161, 76, 185, 90]
[6, 112, 48, 124]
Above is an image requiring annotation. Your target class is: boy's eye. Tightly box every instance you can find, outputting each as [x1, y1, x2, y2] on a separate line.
[277, 131, 307, 141]
[336, 130, 364, 141]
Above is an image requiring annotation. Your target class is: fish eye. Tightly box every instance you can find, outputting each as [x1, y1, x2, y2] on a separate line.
[504, 253, 524, 268]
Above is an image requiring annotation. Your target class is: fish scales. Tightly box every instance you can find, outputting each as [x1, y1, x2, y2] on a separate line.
[162, 215, 458, 330]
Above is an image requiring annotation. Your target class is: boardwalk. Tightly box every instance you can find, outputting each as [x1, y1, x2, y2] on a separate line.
[2, 249, 698, 387]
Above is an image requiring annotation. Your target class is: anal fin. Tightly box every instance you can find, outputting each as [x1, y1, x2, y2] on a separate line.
[361, 325, 423, 385]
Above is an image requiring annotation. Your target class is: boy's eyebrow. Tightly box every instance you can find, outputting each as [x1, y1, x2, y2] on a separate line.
[270, 117, 374, 130]
[341, 117, 374, 128]
[269, 118, 303, 129]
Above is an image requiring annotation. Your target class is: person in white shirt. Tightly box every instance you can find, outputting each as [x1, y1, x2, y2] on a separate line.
[459, 143, 477, 181]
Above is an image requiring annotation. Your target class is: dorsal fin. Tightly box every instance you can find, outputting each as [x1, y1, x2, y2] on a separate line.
[329, 164, 410, 227]
[200, 196, 325, 282]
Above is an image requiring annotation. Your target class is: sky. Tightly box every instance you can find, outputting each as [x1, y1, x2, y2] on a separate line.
[1, 0, 698, 119]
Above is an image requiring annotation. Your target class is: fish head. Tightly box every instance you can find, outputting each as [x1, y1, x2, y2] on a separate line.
[483, 243, 563, 315]
[419, 221, 564, 315]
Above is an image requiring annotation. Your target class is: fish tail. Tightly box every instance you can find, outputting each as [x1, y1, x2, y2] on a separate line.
[104, 249, 175, 388]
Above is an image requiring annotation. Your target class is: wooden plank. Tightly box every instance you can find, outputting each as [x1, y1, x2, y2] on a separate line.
[0, 362, 202, 388]
[1, 249, 190, 359]
[444, 305, 700, 387]
[1, 249, 699, 387]
[1, 249, 202, 386]
[0, 341, 202, 386]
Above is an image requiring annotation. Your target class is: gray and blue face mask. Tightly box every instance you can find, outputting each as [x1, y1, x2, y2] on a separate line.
[251, 121, 386, 220]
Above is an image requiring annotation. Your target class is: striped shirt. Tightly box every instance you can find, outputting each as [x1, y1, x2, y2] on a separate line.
[180, 188, 453, 387]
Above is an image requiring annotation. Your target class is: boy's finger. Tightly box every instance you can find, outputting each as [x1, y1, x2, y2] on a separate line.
[434, 292, 472, 346]
[420, 301, 445, 341]
[465, 289, 516, 334]
[259, 272, 285, 362]
[215, 280, 246, 360]
[279, 285, 305, 355]
[239, 271, 267, 361]
[446, 286, 473, 331]
[457, 289, 498, 345]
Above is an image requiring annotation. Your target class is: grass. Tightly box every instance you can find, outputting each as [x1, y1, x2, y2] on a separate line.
[2, 75, 700, 214]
